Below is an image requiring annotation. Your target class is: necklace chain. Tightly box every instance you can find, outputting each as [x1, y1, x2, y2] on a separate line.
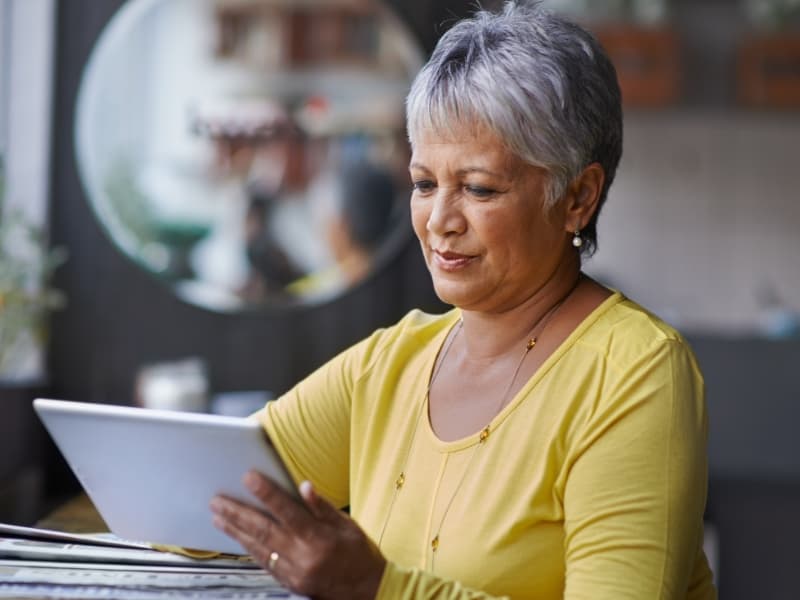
[377, 279, 580, 569]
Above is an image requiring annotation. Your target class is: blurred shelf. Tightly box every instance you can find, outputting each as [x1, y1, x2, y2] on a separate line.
[594, 25, 682, 108]
[576, 0, 800, 112]
[737, 31, 800, 108]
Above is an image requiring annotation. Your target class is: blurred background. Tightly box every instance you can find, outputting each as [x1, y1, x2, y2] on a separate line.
[0, 0, 798, 597]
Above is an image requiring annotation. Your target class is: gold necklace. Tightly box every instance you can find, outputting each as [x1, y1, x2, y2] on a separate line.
[376, 280, 579, 569]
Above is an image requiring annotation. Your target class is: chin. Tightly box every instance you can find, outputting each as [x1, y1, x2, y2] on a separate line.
[431, 279, 480, 308]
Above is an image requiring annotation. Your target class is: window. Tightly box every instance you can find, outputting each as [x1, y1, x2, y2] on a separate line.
[0, 0, 56, 382]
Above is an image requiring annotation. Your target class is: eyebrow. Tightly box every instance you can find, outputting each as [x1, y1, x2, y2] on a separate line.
[408, 163, 507, 179]
[458, 166, 506, 178]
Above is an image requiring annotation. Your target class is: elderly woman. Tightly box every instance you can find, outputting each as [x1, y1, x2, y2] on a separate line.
[210, 2, 716, 598]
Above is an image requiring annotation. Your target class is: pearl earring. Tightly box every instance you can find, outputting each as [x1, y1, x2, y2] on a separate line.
[572, 230, 583, 248]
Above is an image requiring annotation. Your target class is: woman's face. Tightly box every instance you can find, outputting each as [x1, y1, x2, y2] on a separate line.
[409, 127, 570, 313]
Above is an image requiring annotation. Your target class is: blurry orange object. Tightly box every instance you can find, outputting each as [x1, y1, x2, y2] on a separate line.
[594, 25, 681, 108]
[738, 32, 800, 108]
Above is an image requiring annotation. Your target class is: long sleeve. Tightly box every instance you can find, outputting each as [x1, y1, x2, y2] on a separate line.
[376, 562, 510, 600]
[561, 339, 713, 599]
[258, 333, 375, 508]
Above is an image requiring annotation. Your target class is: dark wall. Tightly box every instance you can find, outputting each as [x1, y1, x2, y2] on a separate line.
[0, 384, 47, 523]
[690, 336, 800, 600]
[46, 0, 474, 407]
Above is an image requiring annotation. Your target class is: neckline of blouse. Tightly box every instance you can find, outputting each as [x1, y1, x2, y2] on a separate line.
[422, 290, 625, 453]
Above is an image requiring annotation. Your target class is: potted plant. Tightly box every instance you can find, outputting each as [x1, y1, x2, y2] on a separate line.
[0, 189, 66, 383]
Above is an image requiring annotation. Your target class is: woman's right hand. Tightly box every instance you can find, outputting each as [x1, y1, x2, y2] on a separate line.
[211, 471, 387, 600]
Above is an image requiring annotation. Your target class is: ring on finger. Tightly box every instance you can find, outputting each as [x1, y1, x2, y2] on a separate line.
[268, 550, 279, 571]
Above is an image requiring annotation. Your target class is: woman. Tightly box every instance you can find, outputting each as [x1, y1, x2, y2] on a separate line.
[210, 2, 717, 598]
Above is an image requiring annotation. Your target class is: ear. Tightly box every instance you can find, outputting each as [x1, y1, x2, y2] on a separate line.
[562, 162, 605, 233]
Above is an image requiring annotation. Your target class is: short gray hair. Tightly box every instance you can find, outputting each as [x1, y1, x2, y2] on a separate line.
[406, 1, 622, 256]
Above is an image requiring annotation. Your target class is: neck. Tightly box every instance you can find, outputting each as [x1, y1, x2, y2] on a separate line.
[458, 268, 583, 360]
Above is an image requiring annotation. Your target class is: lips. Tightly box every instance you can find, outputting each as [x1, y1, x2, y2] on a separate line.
[431, 248, 476, 271]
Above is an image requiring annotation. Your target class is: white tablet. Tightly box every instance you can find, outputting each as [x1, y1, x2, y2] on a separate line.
[33, 398, 299, 555]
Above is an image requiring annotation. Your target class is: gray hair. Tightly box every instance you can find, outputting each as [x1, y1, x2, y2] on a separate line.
[406, 1, 622, 256]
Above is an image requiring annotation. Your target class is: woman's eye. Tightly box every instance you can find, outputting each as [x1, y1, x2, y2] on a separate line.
[412, 180, 436, 194]
[465, 185, 495, 198]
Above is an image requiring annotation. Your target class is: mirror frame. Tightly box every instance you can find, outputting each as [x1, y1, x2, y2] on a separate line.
[74, 0, 425, 313]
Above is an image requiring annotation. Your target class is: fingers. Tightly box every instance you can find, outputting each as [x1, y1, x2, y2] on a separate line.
[299, 480, 342, 523]
[214, 512, 291, 581]
[243, 471, 314, 533]
[213, 477, 387, 600]
[210, 496, 291, 558]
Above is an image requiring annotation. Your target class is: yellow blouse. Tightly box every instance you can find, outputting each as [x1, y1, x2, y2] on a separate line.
[259, 292, 716, 599]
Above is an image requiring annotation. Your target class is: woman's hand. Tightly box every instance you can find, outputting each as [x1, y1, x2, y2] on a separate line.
[210, 471, 386, 600]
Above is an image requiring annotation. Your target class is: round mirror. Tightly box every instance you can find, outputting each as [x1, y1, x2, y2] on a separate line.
[76, 0, 423, 311]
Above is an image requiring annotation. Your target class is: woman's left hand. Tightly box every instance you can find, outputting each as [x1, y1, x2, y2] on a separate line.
[210, 471, 386, 600]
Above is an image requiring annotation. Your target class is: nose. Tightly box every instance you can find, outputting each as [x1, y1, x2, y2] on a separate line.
[426, 190, 466, 237]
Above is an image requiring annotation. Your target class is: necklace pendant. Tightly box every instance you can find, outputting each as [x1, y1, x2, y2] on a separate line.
[431, 535, 439, 551]
[479, 426, 490, 443]
[395, 472, 405, 489]
[526, 337, 537, 350]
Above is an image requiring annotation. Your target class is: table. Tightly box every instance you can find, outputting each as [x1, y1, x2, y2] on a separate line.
[1, 495, 301, 598]
[36, 494, 106, 534]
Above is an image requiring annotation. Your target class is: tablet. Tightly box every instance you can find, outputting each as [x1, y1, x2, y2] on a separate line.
[33, 398, 299, 555]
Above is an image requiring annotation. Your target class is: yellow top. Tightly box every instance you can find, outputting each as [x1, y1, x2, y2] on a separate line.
[259, 292, 717, 599]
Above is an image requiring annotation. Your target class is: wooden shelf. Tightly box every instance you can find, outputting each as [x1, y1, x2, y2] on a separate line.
[594, 25, 681, 108]
[738, 32, 800, 108]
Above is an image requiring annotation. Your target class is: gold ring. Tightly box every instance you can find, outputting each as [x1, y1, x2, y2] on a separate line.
[268, 550, 279, 571]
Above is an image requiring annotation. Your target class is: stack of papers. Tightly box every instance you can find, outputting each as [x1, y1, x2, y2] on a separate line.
[0, 524, 303, 599]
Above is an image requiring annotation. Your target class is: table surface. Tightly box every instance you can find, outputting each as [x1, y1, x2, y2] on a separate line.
[36, 493, 108, 534]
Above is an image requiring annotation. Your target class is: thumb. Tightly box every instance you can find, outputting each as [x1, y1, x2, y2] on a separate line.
[299, 480, 342, 522]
